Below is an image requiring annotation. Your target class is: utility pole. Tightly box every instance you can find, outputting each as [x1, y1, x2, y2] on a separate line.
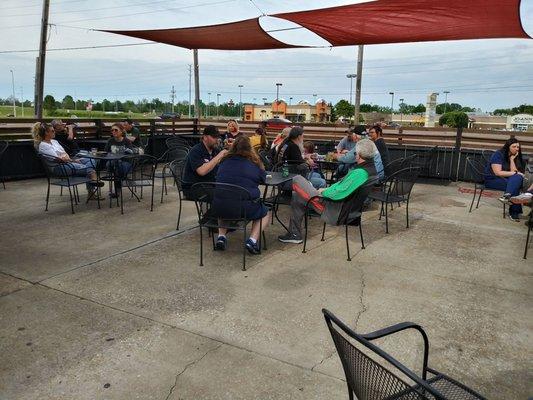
[443, 90, 450, 114]
[10, 70, 16, 117]
[193, 49, 200, 119]
[170, 85, 176, 113]
[20, 87, 24, 116]
[35, 0, 50, 119]
[346, 74, 356, 106]
[354, 45, 364, 125]
[399, 98, 404, 123]
[389, 92, 395, 123]
[207, 92, 211, 117]
[238, 84, 243, 120]
[275, 83, 282, 102]
[188, 64, 192, 118]
[216, 93, 221, 118]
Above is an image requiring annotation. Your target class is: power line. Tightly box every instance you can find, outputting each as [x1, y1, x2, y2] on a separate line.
[0, 42, 157, 54]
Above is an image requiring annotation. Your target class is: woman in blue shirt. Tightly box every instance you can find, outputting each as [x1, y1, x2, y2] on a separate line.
[484, 138, 525, 221]
[214, 135, 270, 254]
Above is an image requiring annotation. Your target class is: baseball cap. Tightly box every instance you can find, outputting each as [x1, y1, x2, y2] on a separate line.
[203, 125, 220, 137]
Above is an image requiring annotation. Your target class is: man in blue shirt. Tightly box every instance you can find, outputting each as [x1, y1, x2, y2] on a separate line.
[182, 125, 227, 199]
[334, 133, 384, 180]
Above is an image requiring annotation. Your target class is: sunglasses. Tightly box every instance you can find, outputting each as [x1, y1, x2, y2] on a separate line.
[111, 128, 120, 132]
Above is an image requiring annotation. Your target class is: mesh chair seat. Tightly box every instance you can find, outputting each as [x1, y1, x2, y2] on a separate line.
[50, 177, 92, 187]
[200, 214, 249, 230]
[368, 191, 405, 204]
[390, 373, 485, 400]
[154, 170, 173, 178]
[124, 178, 153, 187]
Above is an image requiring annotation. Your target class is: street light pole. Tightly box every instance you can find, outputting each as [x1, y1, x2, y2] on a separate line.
[399, 98, 404, 124]
[207, 92, 211, 117]
[10, 69, 16, 117]
[389, 92, 394, 123]
[20, 86, 24, 117]
[289, 97, 293, 106]
[216, 93, 221, 118]
[238, 84, 243, 120]
[346, 74, 356, 106]
[275, 83, 282, 103]
[443, 90, 450, 114]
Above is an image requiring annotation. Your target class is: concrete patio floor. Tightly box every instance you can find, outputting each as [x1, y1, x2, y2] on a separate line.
[0, 178, 531, 399]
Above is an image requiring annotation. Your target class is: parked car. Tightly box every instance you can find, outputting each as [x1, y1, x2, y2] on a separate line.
[160, 113, 181, 119]
[264, 117, 292, 130]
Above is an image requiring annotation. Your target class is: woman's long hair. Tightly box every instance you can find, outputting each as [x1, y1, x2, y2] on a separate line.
[501, 137, 524, 172]
[222, 135, 264, 170]
[32, 122, 42, 144]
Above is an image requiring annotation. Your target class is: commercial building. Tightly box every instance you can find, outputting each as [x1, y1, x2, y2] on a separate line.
[244, 100, 331, 123]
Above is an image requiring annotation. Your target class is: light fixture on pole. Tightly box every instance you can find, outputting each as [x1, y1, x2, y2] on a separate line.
[207, 92, 211, 117]
[216, 93, 221, 118]
[10, 69, 16, 117]
[443, 90, 450, 114]
[346, 74, 356, 105]
[313, 94, 317, 103]
[289, 97, 293, 106]
[20, 86, 24, 117]
[275, 83, 282, 103]
[238, 85, 243, 119]
[389, 92, 395, 123]
[262, 97, 267, 104]
[399, 98, 404, 123]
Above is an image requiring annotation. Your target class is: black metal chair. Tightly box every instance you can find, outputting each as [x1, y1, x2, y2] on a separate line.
[524, 207, 532, 259]
[302, 181, 374, 261]
[413, 146, 438, 177]
[465, 157, 505, 217]
[368, 167, 420, 233]
[191, 182, 266, 271]
[0, 140, 8, 189]
[168, 159, 188, 230]
[480, 149, 494, 165]
[156, 147, 189, 203]
[121, 155, 157, 214]
[322, 309, 487, 400]
[38, 154, 93, 214]
[166, 136, 191, 149]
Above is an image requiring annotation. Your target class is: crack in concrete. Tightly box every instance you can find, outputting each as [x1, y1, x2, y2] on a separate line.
[311, 266, 367, 373]
[163, 344, 223, 400]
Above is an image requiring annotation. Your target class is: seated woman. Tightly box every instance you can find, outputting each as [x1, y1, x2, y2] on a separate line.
[105, 123, 134, 197]
[484, 138, 525, 221]
[37, 123, 101, 194]
[303, 141, 326, 189]
[214, 135, 270, 255]
[250, 127, 269, 152]
[221, 119, 242, 147]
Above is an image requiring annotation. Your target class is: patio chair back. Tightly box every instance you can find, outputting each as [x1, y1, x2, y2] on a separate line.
[322, 309, 431, 400]
[168, 159, 186, 191]
[166, 137, 191, 149]
[480, 149, 494, 165]
[465, 157, 486, 183]
[191, 182, 254, 221]
[388, 167, 420, 200]
[127, 155, 157, 183]
[336, 181, 374, 226]
[167, 147, 189, 163]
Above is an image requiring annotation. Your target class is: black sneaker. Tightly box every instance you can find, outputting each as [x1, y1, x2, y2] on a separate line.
[278, 232, 303, 244]
[509, 214, 520, 222]
[215, 235, 227, 251]
[245, 238, 260, 255]
[498, 193, 512, 204]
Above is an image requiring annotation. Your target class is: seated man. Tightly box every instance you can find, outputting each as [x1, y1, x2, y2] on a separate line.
[278, 139, 378, 244]
[336, 130, 357, 154]
[51, 119, 79, 156]
[122, 118, 141, 147]
[38, 122, 102, 194]
[369, 125, 390, 174]
[334, 132, 384, 181]
[182, 125, 227, 199]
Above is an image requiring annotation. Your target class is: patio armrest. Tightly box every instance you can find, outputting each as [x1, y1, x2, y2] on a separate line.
[361, 321, 430, 380]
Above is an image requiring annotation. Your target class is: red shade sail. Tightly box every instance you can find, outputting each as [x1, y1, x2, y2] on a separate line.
[275, 0, 530, 46]
[103, 0, 530, 50]
[102, 18, 297, 50]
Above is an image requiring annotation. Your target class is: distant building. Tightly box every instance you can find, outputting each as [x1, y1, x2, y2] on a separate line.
[506, 114, 533, 131]
[244, 99, 331, 123]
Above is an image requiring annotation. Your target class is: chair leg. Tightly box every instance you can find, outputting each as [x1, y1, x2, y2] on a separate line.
[67, 186, 75, 214]
[359, 221, 365, 249]
[476, 188, 483, 209]
[262, 230, 267, 250]
[345, 224, 351, 261]
[242, 225, 247, 271]
[469, 186, 476, 212]
[120, 185, 124, 215]
[378, 201, 384, 220]
[502, 202, 506, 218]
[160, 177, 166, 204]
[385, 201, 389, 233]
[321, 222, 326, 241]
[211, 228, 216, 250]
[302, 210, 308, 253]
[150, 183, 155, 212]
[406, 199, 410, 228]
[45, 183, 50, 211]
[176, 194, 182, 230]
[199, 225, 204, 266]
[60, 186, 63, 196]
[524, 219, 531, 259]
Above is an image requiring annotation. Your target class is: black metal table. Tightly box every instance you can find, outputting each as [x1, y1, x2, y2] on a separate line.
[262, 171, 297, 232]
[82, 152, 140, 213]
[315, 158, 339, 183]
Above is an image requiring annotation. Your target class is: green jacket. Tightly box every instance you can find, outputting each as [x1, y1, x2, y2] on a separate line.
[322, 168, 369, 201]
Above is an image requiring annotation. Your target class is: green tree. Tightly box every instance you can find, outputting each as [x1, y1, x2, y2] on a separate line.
[62, 95, 75, 109]
[412, 103, 426, 113]
[43, 95, 56, 112]
[334, 99, 353, 118]
[439, 111, 469, 128]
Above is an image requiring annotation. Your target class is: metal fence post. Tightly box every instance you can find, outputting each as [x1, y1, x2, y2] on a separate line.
[451, 127, 463, 181]
[95, 119, 102, 140]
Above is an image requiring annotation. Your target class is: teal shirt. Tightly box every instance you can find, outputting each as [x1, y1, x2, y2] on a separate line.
[322, 168, 369, 201]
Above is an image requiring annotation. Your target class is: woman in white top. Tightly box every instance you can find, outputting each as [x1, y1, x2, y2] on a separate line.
[37, 123, 100, 190]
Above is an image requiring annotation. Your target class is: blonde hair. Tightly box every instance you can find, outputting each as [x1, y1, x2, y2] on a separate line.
[32, 122, 42, 147]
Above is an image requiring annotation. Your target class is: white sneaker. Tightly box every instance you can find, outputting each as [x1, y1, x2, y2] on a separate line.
[510, 192, 533, 204]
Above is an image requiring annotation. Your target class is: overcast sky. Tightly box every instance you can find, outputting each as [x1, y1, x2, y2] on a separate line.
[1, 0, 532, 112]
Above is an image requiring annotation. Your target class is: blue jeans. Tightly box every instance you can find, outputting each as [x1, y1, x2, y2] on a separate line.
[106, 160, 132, 190]
[485, 174, 523, 216]
[53, 158, 96, 190]
[308, 171, 327, 189]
